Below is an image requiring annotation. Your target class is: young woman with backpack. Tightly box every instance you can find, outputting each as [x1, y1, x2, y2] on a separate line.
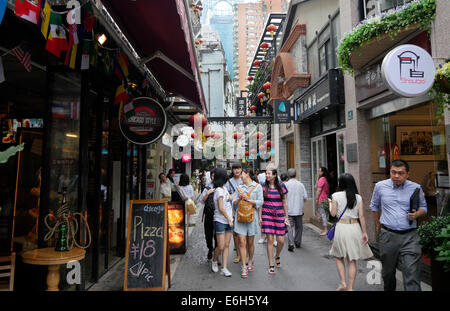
[232, 169, 263, 278]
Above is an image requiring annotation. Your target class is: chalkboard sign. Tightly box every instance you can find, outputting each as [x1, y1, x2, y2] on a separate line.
[124, 200, 168, 291]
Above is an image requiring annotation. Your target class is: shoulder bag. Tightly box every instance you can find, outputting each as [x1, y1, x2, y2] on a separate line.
[326, 203, 348, 241]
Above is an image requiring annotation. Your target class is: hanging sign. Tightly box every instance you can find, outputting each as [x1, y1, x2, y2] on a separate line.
[119, 97, 167, 145]
[273, 99, 292, 124]
[381, 44, 435, 98]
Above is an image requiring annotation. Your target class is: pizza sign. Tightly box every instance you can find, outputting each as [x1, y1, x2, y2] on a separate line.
[381, 44, 435, 98]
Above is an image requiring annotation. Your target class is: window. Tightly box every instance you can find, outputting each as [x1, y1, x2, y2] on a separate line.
[332, 14, 341, 66]
[364, 0, 414, 18]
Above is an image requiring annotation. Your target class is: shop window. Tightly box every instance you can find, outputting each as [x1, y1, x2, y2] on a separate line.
[370, 102, 449, 221]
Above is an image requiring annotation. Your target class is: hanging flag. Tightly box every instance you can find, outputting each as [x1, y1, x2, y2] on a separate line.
[114, 84, 129, 105]
[39, 0, 51, 38]
[90, 42, 99, 68]
[64, 43, 78, 69]
[82, 2, 95, 39]
[117, 52, 129, 78]
[45, 12, 68, 58]
[0, 0, 7, 25]
[80, 41, 90, 70]
[11, 42, 32, 72]
[14, 0, 41, 25]
[102, 49, 114, 75]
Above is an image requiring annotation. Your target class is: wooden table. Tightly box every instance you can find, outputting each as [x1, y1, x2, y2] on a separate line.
[22, 247, 86, 291]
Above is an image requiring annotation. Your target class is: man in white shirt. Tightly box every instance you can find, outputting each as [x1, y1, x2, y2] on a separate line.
[285, 168, 308, 251]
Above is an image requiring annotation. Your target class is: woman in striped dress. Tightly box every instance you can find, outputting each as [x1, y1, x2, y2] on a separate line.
[259, 169, 290, 275]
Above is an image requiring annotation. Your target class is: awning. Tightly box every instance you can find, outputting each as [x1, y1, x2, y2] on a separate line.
[102, 0, 206, 113]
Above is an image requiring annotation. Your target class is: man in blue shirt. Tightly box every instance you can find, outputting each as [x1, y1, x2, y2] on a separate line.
[370, 160, 427, 291]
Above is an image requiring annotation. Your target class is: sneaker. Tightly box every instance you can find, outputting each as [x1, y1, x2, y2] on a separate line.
[258, 237, 267, 244]
[274, 240, 278, 247]
[248, 262, 254, 272]
[288, 245, 294, 252]
[240, 266, 248, 278]
[211, 261, 219, 273]
[295, 243, 301, 248]
[221, 267, 232, 277]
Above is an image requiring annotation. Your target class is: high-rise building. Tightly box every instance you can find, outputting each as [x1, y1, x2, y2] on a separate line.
[232, 0, 288, 96]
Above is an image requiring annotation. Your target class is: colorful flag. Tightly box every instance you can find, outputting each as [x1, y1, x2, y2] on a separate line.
[45, 12, 68, 58]
[102, 49, 114, 75]
[0, 0, 7, 25]
[80, 41, 90, 70]
[14, 0, 41, 25]
[117, 52, 129, 78]
[39, 0, 51, 38]
[90, 42, 99, 68]
[114, 84, 129, 105]
[11, 42, 32, 72]
[64, 43, 78, 69]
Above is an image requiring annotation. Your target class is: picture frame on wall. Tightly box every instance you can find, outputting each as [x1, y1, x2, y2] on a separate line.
[395, 126, 439, 161]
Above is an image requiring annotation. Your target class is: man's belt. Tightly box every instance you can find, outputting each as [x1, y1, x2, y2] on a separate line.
[381, 224, 416, 234]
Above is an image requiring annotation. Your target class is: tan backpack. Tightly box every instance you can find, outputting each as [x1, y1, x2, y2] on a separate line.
[237, 185, 257, 223]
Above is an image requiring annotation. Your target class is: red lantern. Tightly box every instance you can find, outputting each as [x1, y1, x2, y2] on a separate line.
[245, 151, 250, 157]
[233, 132, 243, 140]
[267, 24, 277, 38]
[260, 42, 269, 54]
[191, 132, 197, 139]
[253, 132, 265, 139]
[247, 76, 254, 82]
[266, 140, 272, 148]
[189, 113, 207, 129]
[263, 82, 271, 95]
[257, 92, 265, 104]
[250, 105, 257, 112]
[253, 60, 261, 67]
[203, 125, 211, 138]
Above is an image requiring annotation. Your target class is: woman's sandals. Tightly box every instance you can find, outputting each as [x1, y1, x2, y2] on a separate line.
[268, 265, 275, 275]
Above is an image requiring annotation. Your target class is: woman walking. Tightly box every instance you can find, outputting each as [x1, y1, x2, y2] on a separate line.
[226, 164, 243, 264]
[178, 173, 195, 225]
[259, 169, 289, 275]
[316, 167, 330, 236]
[232, 169, 263, 278]
[211, 168, 235, 277]
[329, 173, 373, 291]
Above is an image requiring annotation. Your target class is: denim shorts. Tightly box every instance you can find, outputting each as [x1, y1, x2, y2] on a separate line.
[214, 221, 233, 234]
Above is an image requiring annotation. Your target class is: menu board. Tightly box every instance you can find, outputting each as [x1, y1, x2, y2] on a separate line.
[124, 200, 168, 291]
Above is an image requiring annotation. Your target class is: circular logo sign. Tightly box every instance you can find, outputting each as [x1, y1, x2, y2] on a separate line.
[119, 97, 167, 145]
[381, 44, 435, 98]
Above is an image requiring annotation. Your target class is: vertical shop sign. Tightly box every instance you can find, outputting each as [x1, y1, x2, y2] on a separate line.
[236, 97, 246, 117]
[273, 99, 292, 124]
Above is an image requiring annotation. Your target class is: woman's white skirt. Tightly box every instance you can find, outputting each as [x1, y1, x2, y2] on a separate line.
[329, 223, 373, 261]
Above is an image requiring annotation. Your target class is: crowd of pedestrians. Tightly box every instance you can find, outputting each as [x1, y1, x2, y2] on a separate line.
[158, 158, 428, 291]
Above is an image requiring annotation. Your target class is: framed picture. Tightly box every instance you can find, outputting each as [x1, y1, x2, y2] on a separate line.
[395, 126, 436, 161]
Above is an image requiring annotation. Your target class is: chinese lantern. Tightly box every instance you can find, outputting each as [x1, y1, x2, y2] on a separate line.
[189, 113, 207, 129]
[263, 82, 271, 97]
[257, 92, 265, 104]
[267, 24, 277, 38]
[260, 42, 269, 55]
[245, 151, 249, 157]
[266, 140, 272, 148]
[247, 76, 254, 82]
[191, 132, 197, 139]
[253, 60, 261, 68]
[253, 131, 264, 139]
[203, 125, 211, 138]
[233, 132, 243, 140]
[250, 105, 257, 112]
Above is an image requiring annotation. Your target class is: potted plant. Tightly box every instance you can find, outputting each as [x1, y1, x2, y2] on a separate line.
[417, 215, 450, 290]
[429, 61, 450, 121]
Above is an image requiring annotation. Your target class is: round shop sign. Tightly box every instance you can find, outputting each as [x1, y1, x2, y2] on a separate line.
[119, 97, 167, 145]
[381, 44, 435, 98]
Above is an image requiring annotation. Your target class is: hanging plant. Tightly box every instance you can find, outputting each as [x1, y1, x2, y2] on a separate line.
[337, 0, 436, 75]
[429, 61, 450, 121]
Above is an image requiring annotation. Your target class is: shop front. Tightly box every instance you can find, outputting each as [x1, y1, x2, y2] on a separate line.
[294, 68, 346, 215]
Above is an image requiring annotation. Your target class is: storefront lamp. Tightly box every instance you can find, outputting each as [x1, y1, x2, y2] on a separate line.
[97, 34, 107, 46]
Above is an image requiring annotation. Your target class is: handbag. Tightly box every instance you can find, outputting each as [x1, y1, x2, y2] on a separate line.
[180, 186, 197, 215]
[326, 204, 348, 241]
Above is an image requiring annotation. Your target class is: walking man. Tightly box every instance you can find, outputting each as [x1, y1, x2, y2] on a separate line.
[370, 160, 427, 291]
[285, 168, 308, 251]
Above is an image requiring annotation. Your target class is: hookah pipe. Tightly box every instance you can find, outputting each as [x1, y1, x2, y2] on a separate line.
[44, 186, 91, 250]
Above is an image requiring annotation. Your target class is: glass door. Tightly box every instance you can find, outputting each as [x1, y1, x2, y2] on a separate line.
[336, 130, 346, 178]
